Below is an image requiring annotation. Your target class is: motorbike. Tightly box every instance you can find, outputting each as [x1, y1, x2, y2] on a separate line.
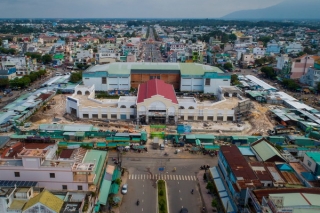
[136, 200, 140, 206]
[164, 152, 168, 156]
[191, 189, 194, 194]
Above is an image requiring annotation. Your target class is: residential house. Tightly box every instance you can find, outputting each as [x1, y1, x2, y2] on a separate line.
[285, 42, 303, 54]
[290, 54, 320, 79]
[0, 142, 108, 192]
[170, 43, 185, 52]
[76, 49, 93, 60]
[252, 47, 266, 56]
[266, 41, 281, 54]
[276, 54, 290, 70]
[241, 53, 254, 68]
[0, 67, 17, 80]
[300, 61, 320, 87]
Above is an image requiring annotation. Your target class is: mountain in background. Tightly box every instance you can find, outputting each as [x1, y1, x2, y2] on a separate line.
[222, 0, 320, 20]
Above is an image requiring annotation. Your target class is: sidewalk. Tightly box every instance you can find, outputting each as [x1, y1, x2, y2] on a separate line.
[197, 170, 213, 213]
[107, 170, 128, 213]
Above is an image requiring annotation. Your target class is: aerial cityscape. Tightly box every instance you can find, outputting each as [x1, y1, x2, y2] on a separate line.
[0, 1, 320, 213]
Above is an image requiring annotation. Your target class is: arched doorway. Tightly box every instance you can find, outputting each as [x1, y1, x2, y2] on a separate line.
[77, 91, 82, 95]
[85, 91, 90, 95]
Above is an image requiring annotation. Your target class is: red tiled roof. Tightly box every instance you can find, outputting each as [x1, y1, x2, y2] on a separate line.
[137, 79, 178, 104]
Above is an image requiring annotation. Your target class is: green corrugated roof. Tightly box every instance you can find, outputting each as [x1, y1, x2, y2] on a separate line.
[53, 54, 64, 60]
[305, 152, 320, 163]
[231, 136, 248, 140]
[179, 63, 223, 76]
[203, 145, 220, 150]
[10, 135, 33, 139]
[252, 140, 285, 162]
[185, 134, 196, 139]
[98, 178, 112, 205]
[195, 134, 216, 140]
[97, 142, 107, 147]
[106, 142, 130, 147]
[84, 150, 107, 185]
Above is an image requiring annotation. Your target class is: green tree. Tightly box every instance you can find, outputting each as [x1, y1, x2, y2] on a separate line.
[41, 54, 52, 64]
[212, 199, 218, 207]
[231, 74, 240, 85]
[258, 36, 272, 46]
[228, 33, 237, 42]
[223, 62, 233, 70]
[261, 66, 276, 79]
[69, 72, 82, 83]
[206, 181, 214, 192]
[282, 79, 299, 91]
[0, 78, 9, 88]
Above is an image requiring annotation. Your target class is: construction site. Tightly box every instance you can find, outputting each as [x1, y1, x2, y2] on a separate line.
[20, 93, 276, 137]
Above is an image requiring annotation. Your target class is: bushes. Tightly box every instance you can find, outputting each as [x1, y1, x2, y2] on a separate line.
[157, 180, 168, 213]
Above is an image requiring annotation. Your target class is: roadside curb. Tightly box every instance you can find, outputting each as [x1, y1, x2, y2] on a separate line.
[156, 179, 170, 213]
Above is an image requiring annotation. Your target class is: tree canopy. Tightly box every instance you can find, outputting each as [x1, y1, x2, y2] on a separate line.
[260, 66, 276, 79]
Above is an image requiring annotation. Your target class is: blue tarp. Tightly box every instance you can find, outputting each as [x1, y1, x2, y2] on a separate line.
[276, 164, 293, 172]
[301, 172, 316, 181]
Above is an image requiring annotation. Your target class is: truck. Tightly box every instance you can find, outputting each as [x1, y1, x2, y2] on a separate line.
[153, 137, 159, 149]
[268, 127, 297, 135]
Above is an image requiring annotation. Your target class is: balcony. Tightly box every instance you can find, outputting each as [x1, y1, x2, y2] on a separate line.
[73, 173, 96, 183]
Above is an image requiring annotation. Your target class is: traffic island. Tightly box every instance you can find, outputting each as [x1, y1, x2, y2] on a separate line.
[157, 179, 169, 213]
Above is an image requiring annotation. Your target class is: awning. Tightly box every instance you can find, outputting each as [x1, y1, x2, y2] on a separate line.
[196, 139, 201, 146]
[97, 142, 106, 148]
[203, 145, 220, 150]
[112, 168, 121, 181]
[106, 142, 130, 148]
[63, 132, 75, 136]
[109, 183, 119, 195]
[98, 179, 112, 205]
[75, 132, 85, 137]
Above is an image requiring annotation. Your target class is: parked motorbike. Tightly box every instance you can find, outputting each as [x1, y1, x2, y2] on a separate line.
[136, 199, 140, 206]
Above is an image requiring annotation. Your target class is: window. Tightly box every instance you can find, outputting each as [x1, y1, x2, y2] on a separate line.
[62, 185, 67, 190]
[50, 173, 55, 178]
[14, 172, 20, 177]
[78, 185, 83, 190]
[205, 78, 210, 86]
[307, 160, 312, 167]
[102, 77, 107, 84]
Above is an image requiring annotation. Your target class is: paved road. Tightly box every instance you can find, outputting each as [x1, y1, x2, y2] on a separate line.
[119, 155, 217, 213]
[167, 179, 201, 213]
[142, 26, 163, 63]
[120, 178, 156, 213]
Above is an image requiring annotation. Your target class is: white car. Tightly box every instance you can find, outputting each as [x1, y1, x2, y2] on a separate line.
[121, 184, 128, 194]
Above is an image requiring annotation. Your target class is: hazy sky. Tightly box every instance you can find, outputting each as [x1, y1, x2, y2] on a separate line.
[0, 0, 285, 18]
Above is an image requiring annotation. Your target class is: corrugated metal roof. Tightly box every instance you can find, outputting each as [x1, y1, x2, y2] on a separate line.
[84, 150, 107, 185]
[306, 152, 320, 163]
[251, 139, 285, 162]
[246, 75, 277, 91]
